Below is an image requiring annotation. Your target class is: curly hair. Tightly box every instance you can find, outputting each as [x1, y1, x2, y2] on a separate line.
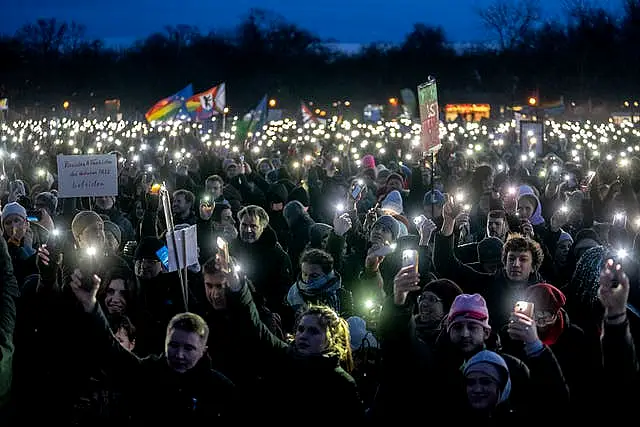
[502, 233, 544, 272]
[300, 305, 354, 373]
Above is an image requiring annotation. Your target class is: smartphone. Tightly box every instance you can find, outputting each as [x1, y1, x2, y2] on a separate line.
[239, 155, 245, 164]
[350, 181, 365, 200]
[201, 195, 214, 208]
[402, 249, 419, 274]
[156, 245, 170, 269]
[217, 237, 230, 273]
[27, 209, 41, 222]
[514, 301, 535, 318]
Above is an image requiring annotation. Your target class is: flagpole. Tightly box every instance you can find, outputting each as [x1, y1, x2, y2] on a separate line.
[160, 184, 188, 311]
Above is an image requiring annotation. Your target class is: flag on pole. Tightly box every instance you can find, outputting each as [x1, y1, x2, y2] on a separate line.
[247, 95, 268, 136]
[185, 82, 226, 121]
[145, 84, 193, 123]
[300, 101, 317, 124]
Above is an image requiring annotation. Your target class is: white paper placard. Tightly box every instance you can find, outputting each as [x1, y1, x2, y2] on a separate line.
[56, 154, 118, 198]
[166, 225, 199, 271]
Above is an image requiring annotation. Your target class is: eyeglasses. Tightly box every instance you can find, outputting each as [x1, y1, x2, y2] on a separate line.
[418, 294, 442, 305]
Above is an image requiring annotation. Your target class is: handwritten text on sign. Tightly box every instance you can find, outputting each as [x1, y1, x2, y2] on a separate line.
[418, 79, 441, 153]
[56, 154, 118, 198]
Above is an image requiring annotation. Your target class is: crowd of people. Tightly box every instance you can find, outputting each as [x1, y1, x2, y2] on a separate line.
[0, 114, 638, 424]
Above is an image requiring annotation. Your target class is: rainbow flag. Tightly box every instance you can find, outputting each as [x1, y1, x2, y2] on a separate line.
[185, 82, 226, 121]
[145, 84, 193, 123]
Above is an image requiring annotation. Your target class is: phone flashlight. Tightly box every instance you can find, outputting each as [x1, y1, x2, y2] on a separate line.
[336, 203, 345, 212]
[560, 205, 569, 213]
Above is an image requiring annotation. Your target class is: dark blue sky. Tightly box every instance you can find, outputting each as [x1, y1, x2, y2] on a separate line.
[3, 0, 617, 45]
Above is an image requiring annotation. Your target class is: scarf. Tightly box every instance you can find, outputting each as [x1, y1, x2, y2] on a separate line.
[540, 311, 565, 346]
[287, 272, 342, 312]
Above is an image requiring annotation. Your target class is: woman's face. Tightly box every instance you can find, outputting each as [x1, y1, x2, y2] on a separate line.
[294, 315, 328, 356]
[466, 371, 500, 410]
[517, 197, 535, 219]
[105, 278, 128, 315]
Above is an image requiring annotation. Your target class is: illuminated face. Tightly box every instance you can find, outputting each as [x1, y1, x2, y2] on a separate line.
[165, 329, 206, 374]
[487, 217, 506, 240]
[505, 250, 533, 282]
[239, 215, 265, 243]
[105, 279, 128, 315]
[294, 315, 328, 356]
[204, 272, 227, 310]
[3, 215, 28, 243]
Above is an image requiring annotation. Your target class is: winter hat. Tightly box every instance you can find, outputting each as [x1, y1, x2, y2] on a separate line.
[381, 190, 404, 215]
[103, 220, 122, 248]
[283, 200, 307, 226]
[134, 236, 165, 261]
[222, 159, 237, 171]
[361, 154, 376, 170]
[347, 316, 378, 350]
[525, 283, 566, 313]
[573, 228, 601, 256]
[309, 223, 333, 248]
[34, 192, 58, 216]
[423, 190, 445, 206]
[477, 237, 504, 265]
[463, 350, 512, 403]
[288, 186, 310, 208]
[386, 172, 404, 186]
[447, 293, 491, 332]
[570, 245, 606, 308]
[421, 279, 463, 311]
[1, 202, 27, 222]
[373, 215, 400, 241]
[267, 183, 289, 205]
[71, 210, 104, 240]
[558, 231, 573, 245]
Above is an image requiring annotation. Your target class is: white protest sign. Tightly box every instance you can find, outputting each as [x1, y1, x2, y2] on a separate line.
[166, 225, 199, 271]
[56, 154, 118, 198]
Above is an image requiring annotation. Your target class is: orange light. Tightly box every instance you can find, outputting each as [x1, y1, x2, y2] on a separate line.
[528, 97, 537, 106]
[63, 101, 70, 109]
[388, 97, 398, 106]
[314, 108, 321, 114]
[344, 100, 351, 107]
[268, 99, 277, 108]
[320, 111, 327, 117]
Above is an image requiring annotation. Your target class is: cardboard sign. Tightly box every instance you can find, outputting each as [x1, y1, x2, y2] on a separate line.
[418, 79, 441, 152]
[56, 154, 118, 198]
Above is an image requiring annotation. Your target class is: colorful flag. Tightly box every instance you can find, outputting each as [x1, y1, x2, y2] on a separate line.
[145, 84, 193, 123]
[418, 79, 441, 152]
[185, 82, 226, 121]
[301, 101, 317, 123]
[0, 98, 7, 111]
[235, 95, 268, 142]
[247, 95, 268, 136]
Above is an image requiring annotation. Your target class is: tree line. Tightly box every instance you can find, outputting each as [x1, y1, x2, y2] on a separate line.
[1, 1, 640, 114]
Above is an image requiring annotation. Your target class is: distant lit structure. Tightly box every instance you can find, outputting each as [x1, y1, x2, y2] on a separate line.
[444, 104, 491, 122]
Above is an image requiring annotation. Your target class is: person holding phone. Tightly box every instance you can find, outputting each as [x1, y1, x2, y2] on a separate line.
[2, 202, 38, 287]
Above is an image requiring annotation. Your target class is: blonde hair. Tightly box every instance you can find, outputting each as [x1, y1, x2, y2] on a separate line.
[237, 205, 270, 226]
[301, 305, 354, 373]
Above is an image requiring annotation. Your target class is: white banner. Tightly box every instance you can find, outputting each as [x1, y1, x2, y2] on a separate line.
[56, 154, 118, 198]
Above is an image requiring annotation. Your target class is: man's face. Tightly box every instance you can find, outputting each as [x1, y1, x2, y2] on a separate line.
[95, 196, 115, 211]
[78, 221, 106, 251]
[135, 258, 162, 279]
[3, 215, 28, 243]
[239, 215, 265, 243]
[487, 217, 506, 240]
[448, 320, 489, 355]
[369, 223, 393, 246]
[505, 250, 533, 282]
[165, 328, 206, 373]
[226, 165, 239, 179]
[206, 181, 223, 199]
[172, 194, 190, 216]
[204, 272, 227, 310]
